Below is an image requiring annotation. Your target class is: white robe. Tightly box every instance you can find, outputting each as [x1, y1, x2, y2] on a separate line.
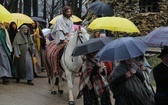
[51, 15, 74, 44]
[0, 28, 12, 77]
[5, 28, 12, 52]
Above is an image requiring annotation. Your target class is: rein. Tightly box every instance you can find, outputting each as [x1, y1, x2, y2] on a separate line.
[62, 31, 85, 72]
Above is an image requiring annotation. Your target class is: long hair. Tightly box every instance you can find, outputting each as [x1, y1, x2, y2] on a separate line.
[62, 6, 72, 17]
[28, 20, 37, 34]
[8, 21, 18, 43]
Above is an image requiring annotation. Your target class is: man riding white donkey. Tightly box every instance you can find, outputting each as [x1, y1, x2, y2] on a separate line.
[46, 6, 89, 105]
[51, 5, 74, 87]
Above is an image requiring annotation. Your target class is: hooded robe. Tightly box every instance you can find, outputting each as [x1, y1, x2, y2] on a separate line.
[13, 25, 34, 80]
[108, 62, 151, 105]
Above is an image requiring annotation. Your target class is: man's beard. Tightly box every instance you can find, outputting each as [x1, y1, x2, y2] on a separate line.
[65, 14, 71, 19]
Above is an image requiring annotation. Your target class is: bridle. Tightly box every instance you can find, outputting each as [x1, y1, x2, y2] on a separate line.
[62, 30, 86, 72]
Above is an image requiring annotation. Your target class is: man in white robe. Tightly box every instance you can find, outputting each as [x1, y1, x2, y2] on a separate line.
[51, 6, 74, 45]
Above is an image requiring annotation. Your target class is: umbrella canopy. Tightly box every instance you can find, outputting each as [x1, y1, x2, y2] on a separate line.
[88, 17, 140, 33]
[95, 37, 148, 62]
[10, 13, 34, 28]
[88, 1, 113, 16]
[49, 15, 82, 24]
[42, 28, 51, 37]
[0, 4, 12, 22]
[31, 17, 46, 23]
[72, 37, 112, 56]
[144, 27, 168, 46]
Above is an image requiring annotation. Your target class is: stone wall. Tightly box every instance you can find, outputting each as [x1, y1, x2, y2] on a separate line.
[86, 0, 168, 35]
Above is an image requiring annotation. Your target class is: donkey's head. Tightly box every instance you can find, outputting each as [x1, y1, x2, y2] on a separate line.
[76, 26, 90, 45]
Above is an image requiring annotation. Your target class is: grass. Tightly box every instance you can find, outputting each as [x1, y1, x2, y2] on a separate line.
[148, 54, 161, 68]
[147, 54, 161, 86]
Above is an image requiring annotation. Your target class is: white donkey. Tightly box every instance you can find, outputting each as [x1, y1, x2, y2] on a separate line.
[45, 27, 89, 105]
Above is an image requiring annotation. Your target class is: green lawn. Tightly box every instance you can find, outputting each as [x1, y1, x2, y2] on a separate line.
[147, 54, 161, 86]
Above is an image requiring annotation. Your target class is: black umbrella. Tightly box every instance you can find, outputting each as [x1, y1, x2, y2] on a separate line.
[72, 37, 113, 56]
[88, 1, 113, 16]
[31, 17, 46, 23]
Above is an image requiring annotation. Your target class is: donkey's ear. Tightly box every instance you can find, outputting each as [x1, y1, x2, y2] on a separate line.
[78, 25, 81, 30]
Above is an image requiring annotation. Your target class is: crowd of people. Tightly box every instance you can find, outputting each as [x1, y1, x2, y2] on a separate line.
[0, 19, 46, 85]
[1, 5, 168, 105]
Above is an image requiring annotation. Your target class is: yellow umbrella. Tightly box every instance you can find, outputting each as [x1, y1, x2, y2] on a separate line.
[88, 17, 140, 33]
[10, 13, 34, 28]
[0, 4, 12, 22]
[49, 15, 82, 24]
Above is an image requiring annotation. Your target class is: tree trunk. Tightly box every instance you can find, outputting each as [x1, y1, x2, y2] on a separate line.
[0, 0, 4, 5]
[19, 0, 22, 13]
[33, 0, 38, 16]
[67, 0, 71, 6]
[10, 0, 18, 13]
[62, 0, 65, 7]
[24, 0, 31, 16]
[4, 0, 9, 10]
[62, 0, 82, 18]
[73, 0, 77, 15]
[43, 0, 46, 20]
[71, 0, 77, 15]
[77, 0, 82, 18]
[50, 0, 55, 20]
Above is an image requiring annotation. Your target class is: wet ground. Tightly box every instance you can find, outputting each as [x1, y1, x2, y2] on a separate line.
[0, 72, 114, 105]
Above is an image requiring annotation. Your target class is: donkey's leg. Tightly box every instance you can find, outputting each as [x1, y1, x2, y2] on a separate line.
[50, 74, 57, 94]
[65, 69, 75, 105]
[55, 75, 64, 94]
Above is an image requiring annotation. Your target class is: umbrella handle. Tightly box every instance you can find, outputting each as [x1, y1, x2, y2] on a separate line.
[149, 83, 156, 96]
[160, 42, 163, 49]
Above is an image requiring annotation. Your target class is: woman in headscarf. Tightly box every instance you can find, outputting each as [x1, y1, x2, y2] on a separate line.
[29, 21, 46, 75]
[134, 55, 155, 104]
[8, 21, 18, 60]
[0, 21, 14, 84]
[77, 51, 112, 105]
[13, 25, 35, 85]
[108, 58, 151, 105]
[92, 31, 100, 38]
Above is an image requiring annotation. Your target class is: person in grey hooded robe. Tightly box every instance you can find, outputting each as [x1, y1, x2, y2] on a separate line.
[13, 25, 35, 85]
[108, 58, 151, 105]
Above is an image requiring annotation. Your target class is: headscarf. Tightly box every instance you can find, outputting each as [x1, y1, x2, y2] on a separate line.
[8, 21, 18, 43]
[13, 25, 33, 47]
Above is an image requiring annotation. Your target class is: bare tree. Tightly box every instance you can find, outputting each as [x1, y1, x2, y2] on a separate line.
[62, 0, 65, 7]
[40, 0, 87, 23]
[0, 0, 18, 13]
[43, 0, 46, 20]
[72, 0, 77, 15]
[65, 0, 83, 18]
[24, 0, 31, 16]
[9, 0, 18, 13]
[33, 0, 38, 16]
[19, 0, 22, 13]
[77, 0, 82, 17]
[0, 0, 4, 5]
[49, 0, 62, 20]
[3, 0, 10, 10]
